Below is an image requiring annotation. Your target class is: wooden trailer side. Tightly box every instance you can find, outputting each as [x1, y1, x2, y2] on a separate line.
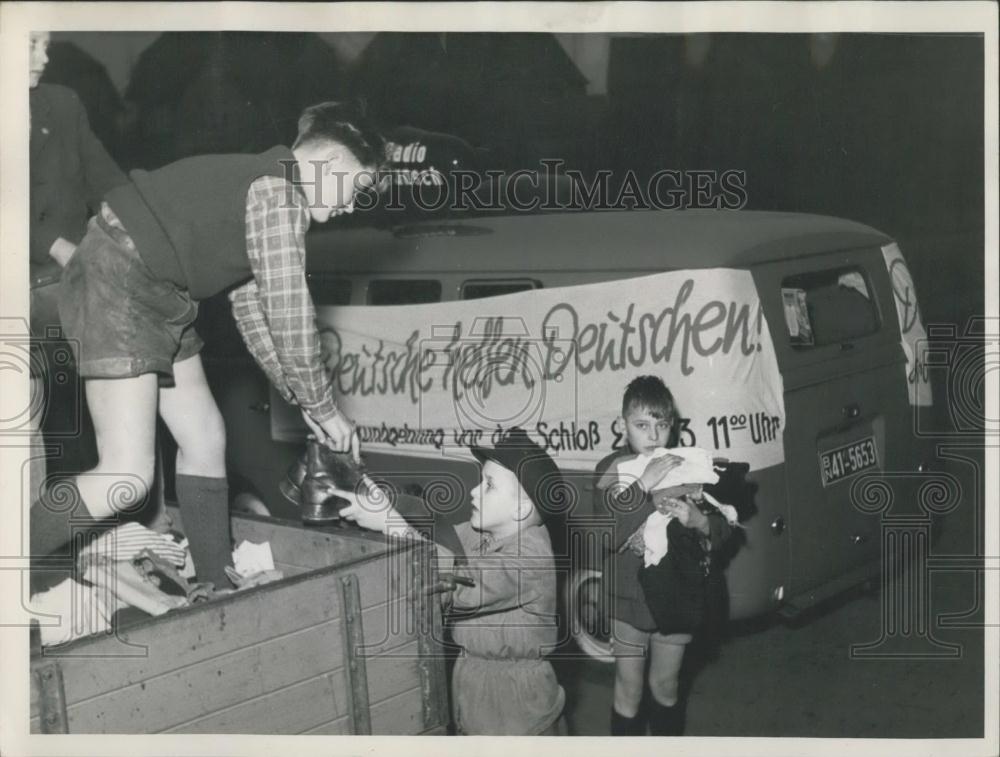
[31, 527, 448, 735]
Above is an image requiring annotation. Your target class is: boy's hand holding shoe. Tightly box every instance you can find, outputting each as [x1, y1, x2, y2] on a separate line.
[335, 478, 415, 538]
[302, 410, 360, 463]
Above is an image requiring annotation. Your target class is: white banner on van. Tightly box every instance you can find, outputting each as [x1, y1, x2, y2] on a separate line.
[283, 269, 786, 472]
[881, 242, 932, 406]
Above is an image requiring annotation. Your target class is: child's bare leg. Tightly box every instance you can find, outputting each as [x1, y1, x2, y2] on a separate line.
[613, 654, 646, 716]
[30, 374, 159, 558]
[646, 633, 690, 736]
[77, 374, 159, 518]
[158, 354, 225, 478]
[158, 353, 231, 586]
[648, 634, 687, 706]
[611, 619, 648, 717]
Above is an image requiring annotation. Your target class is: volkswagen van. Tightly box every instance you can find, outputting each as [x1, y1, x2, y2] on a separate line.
[199, 191, 935, 659]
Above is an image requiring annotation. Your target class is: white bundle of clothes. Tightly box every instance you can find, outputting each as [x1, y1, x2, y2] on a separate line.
[30, 522, 187, 646]
[616, 447, 739, 567]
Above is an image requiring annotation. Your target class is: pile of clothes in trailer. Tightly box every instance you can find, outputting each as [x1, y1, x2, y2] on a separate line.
[30, 524, 283, 648]
[31, 436, 369, 649]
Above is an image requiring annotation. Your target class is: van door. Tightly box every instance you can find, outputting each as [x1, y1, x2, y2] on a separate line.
[753, 247, 914, 606]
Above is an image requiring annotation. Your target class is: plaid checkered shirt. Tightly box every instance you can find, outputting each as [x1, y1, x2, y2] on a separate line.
[228, 175, 339, 423]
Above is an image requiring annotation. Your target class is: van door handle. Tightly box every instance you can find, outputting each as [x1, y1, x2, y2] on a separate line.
[842, 403, 860, 420]
[249, 401, 270, 414]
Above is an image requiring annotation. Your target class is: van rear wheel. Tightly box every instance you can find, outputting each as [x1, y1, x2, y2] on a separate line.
[565, 569, 615, 663]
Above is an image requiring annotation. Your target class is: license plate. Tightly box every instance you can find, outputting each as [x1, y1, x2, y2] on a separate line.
[819, 436, 879, 487]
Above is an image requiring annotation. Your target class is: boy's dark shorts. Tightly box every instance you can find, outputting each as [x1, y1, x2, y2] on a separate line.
[59, 210, 203, 384]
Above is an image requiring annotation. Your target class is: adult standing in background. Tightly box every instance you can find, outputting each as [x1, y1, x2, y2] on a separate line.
[30, 31, 127, 292]
[29, 31, 128, 499]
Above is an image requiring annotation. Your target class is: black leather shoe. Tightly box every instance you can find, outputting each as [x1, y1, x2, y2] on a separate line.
[281, 436, 355, 507]
[295, 437, 367, 524]
[279, 445, 310, 506]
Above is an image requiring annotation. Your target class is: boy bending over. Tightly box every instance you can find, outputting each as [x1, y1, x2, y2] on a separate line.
[30, 102, 383, 588]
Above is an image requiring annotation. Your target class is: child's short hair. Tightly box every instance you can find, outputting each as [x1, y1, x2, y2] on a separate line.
[294, 101, 385, 168]
[622, 375, 677, 422]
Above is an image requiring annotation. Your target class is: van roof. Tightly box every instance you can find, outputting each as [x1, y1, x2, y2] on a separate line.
[307, 209, 894, 274]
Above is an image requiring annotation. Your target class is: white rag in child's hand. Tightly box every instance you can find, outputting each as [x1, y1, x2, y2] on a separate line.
[615, 446, 720, 489]
[615, 447, 738, 567]
[641, 511, 673, 568]
[639, 492, 739, 567]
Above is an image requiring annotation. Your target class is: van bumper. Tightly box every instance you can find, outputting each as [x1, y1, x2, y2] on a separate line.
[776, 557, 882, 619]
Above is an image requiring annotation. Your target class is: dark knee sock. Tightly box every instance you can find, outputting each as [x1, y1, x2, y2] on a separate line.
[610, 706, 646, 736]
[30, 477, 107, 558]
[648, 699, 685, 736]
[175, 474, 231, 588]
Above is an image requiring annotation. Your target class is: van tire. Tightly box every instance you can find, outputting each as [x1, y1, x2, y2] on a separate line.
[565, 568, 615, 663]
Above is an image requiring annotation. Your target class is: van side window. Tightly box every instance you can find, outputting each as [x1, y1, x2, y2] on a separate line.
[780, 266, 879, 348]
[307, 274, 352, 306]
[461, 279, 542, 300]
[368, 279, 442, 305]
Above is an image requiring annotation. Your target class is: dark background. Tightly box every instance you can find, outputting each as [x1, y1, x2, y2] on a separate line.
[43, 31, 985, 330]
[34, 32, 989, 738]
